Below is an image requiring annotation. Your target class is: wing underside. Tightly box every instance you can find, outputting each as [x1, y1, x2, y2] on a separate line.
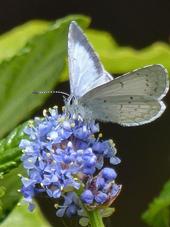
[68, 21, 113, 98]
[80, 65, 169, 126]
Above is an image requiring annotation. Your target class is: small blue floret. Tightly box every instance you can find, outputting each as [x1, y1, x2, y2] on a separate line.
[81, 190, 94, 204]
[102, 167, 117, 181]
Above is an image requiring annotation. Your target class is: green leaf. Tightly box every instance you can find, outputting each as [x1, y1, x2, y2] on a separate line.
[55, 29, 170, 87]
[0, 165, 25, 223]
[1, 200, 50, 227]
[0, 14, 90, 139]
[0, 13, 86, 219]
[0, 20, 50, 62]
[99, 207, 115, 218]
[0, 122, 27, 175]
[142, 180, 170, 227]
[79, 217, 89, 226]
[86, 29, 170, 75]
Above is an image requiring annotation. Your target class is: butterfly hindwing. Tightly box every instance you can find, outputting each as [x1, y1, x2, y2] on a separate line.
[81, 95, 165, 126]
[80, 65, 169, 125]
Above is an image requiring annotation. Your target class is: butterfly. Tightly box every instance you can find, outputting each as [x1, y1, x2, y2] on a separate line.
[67, 21, 169, 126]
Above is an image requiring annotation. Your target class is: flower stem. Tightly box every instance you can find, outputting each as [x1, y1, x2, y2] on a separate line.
[87, 209, 105, 227]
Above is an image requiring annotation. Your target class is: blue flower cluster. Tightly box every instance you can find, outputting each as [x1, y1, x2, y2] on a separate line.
[19, 106, 121, 217]
[81, 168, 122, 206]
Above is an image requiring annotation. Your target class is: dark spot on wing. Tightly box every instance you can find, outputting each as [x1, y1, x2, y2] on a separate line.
[104, 100, 106, 103]
[130, 96, 133, 100]
[155, 81, 159, 86]
[146, 83, 149, 87]
[128, 101, 131, 104]
[120, 82, 124, 88]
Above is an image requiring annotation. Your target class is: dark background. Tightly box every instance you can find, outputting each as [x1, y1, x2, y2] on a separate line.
[1, 0, 170, 227]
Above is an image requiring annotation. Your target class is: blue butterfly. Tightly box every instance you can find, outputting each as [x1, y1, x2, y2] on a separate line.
[35, 21, 169, 126]
[67, 21, 169, 126]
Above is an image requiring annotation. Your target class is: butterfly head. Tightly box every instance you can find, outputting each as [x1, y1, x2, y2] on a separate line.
[65, 95, 94, 121]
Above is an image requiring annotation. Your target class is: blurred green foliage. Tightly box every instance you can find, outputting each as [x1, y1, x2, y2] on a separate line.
[142, 180, 170, 227]
[0, 122, 28, 175]
[0, 166, 25, 223]
[0, 20, 49, 62]
[0, 14, 170, 226]
[1, 200, 50, 227]
[0, 14, 90, 225]
[89, 29, 170, 74]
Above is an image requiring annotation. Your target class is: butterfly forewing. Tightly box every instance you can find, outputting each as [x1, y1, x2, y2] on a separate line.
[68, 21, 113, 98]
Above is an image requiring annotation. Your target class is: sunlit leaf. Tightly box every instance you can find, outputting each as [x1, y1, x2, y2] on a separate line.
[87, 29, 170, 75]
[0, 20, 50, 62]
[142, 180, 170, 227]
[0, 15, 90, 139]
[60, 28, 170, 84]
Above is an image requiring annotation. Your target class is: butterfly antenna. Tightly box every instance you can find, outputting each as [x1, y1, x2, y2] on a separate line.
[32, 90, 69, 97]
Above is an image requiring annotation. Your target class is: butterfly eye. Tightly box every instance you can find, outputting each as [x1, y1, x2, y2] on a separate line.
[67, 95, 76, 105]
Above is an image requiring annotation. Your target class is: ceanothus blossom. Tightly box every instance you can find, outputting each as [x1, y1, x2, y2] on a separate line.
[19, 106, 121, 218]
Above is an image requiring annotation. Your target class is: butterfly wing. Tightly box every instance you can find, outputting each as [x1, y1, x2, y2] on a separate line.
[68, 21, 113, 98]
[80, 64, 169, 126]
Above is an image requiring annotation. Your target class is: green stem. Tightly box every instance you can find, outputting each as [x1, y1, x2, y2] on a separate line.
[87, 209, 105, 227]
[75, 189, 105, 227]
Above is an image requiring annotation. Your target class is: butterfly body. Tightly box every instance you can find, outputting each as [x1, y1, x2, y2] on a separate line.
[65, 97, 93, 121]
[67, 21, 169, 126]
